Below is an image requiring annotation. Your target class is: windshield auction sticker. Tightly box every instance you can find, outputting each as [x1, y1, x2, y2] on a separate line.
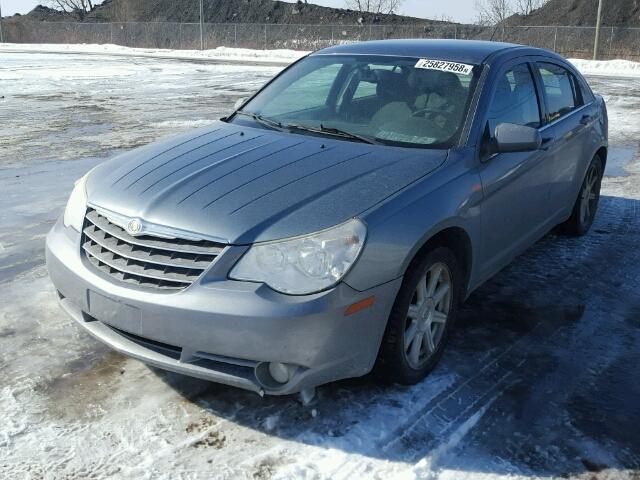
[414, 59, 474, 75]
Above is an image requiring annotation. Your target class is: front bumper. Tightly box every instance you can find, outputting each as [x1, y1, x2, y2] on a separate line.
[45, 218, 401, 395]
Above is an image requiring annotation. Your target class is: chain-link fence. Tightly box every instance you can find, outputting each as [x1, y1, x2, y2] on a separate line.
[3, 20, 639, 60]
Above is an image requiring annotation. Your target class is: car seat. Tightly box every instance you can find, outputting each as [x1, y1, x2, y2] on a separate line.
[370, 70, 414, 131]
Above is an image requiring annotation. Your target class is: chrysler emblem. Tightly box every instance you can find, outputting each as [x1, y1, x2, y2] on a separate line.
[126, 218, 143, 236]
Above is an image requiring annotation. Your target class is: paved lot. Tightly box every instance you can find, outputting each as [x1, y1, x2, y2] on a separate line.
[0, 52, 639, 480]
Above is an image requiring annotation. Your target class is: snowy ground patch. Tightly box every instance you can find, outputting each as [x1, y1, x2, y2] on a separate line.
[3, 42, 640, 77]
[0, 51, 282, 168]
[569, 58, 640, 77]
[1, 51, 639, 479]
[0, 42, 307, 65]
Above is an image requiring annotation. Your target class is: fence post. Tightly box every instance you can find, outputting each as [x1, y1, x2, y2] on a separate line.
[199, 0, 204, 50]
[264, 24, 267, 49]
[454, 24, 457, 40]
[0, 2, 4, 43]
[553, 26, 558, 51]
[608, 26, 614, 58]
[593, 0, 603, 60]
[234, 24, 237, 47]
[331, 25, 334, 45]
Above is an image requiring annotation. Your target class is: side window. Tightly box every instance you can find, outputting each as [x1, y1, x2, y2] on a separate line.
[352, 81, 377, 100]
[486, 63, 541, 136]
[536, 62, 578, 122]
[578, 78, 595, 104]
[339, 64, 397, 104]
[260, 63, 342, 117]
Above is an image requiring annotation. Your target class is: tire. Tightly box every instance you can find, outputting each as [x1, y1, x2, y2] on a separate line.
[559, 155, 604, 236]
[375, 247, 463, 385]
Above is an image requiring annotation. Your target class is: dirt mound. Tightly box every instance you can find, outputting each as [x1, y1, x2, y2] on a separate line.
[10, 0, 439, 25]
[508, 0, 640, 27]
[8, 5, 73, 21]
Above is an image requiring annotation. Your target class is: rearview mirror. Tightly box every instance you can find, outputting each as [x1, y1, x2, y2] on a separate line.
[494, 123, 542, 153]
[234, 97, 248, 111]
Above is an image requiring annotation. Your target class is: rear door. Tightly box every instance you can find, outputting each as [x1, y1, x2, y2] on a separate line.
[534, 61, 593, 219]
[477, 60, 552, 279]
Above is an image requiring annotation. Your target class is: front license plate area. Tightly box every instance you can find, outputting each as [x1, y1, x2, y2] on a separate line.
[88, 290, 141, 335]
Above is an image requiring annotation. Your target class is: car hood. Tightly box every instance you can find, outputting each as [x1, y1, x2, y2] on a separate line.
[87, 121, 447, 244]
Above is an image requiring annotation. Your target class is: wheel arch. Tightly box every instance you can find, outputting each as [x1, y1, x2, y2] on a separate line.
[595, 146, 607, 171]
[372, 224, 474, 382]
[406, 226, 474, 299]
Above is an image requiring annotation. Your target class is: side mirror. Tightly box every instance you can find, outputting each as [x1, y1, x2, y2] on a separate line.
[234, 97, 248, 111]
[494, 123, 542, 153]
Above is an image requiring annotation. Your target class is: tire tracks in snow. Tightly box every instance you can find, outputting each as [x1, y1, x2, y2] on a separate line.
[357, 189, 640, 475]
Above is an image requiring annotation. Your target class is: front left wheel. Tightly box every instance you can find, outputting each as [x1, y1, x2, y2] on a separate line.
[375, 247, 462, 385]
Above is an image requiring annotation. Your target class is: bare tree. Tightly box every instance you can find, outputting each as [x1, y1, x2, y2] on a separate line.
[475, 0, 512, 25]
[345, 0, 405, 15]
[47, 0, 96, 20]
[435, 13, 455, 23]
[514, 0, 547, 15]
[111, 0, 136, 22]
[475, 0, 548, 24]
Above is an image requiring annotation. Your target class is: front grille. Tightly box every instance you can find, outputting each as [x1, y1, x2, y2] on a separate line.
[81, 208, 225, 290]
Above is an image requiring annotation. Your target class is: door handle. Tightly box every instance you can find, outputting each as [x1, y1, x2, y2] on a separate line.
[540, 137, 554, 151]
[580, 114, 594, 125]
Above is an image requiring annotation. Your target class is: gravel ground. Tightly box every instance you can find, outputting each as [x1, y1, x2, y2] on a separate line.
[0, 51, 639, 480]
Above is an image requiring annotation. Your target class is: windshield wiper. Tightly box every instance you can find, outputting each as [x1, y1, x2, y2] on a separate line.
[234, 112, 381, 145]
[234, 111, 286, 131]
[286, 123, 381, 145]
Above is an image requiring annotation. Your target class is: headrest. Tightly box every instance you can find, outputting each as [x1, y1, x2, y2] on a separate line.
[491, 76, 517, 115]
[375, 70, 411, 102]
[408, 69, 464, 96]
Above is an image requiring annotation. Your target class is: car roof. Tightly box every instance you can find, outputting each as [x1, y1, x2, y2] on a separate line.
[313, 39, 531, 65]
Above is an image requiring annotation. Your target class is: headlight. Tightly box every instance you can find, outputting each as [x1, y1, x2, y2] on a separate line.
[229, 219, 367, 295]
[63, 174, 89, 231]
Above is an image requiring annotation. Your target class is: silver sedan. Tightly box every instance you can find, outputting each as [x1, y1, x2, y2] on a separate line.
[46, 39, 608, 399]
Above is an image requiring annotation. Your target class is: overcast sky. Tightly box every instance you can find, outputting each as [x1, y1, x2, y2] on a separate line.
[1, 0, 479, 23]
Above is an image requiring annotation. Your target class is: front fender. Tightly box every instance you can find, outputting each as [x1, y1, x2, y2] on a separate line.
[344, 149, 483, 292]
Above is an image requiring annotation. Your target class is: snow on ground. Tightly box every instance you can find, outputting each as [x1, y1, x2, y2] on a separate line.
[4, 42, 640, 78]
[0, 42, 307, 65]
[568, 58, 640, 77]
[0, 51, 282, 168]
[1, 50, 640, 480]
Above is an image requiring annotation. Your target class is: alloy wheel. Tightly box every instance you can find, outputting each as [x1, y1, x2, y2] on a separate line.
[580, 162, 601, 226]
[403, 262, 452, 369]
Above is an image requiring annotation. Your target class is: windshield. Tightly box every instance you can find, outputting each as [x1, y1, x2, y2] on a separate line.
[231, 54, 480, 148]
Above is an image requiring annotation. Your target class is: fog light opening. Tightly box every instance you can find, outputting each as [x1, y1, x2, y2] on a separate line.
[269, 362, 290, 384]
[255, 362, 297, 389]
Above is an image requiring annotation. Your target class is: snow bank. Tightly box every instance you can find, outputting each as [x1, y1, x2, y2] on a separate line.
[569, 58, 640, 77]
[3, 43, 640, 76]
[0, 42, 308, 65]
